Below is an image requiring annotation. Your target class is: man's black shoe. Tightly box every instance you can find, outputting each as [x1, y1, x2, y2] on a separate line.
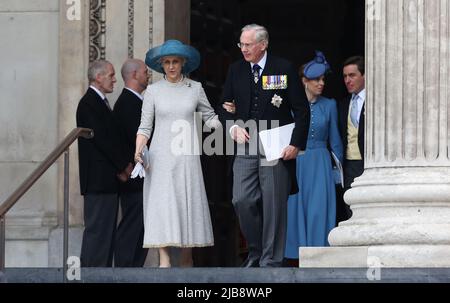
[241, 258, 259, 268]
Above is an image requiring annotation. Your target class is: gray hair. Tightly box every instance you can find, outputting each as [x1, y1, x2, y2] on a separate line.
[87, 60, 111, 83]
[241, 24, 269, 46]
[121, 59, 144, 81]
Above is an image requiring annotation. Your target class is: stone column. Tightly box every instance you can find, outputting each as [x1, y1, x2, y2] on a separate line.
[300, 0, 450, 267]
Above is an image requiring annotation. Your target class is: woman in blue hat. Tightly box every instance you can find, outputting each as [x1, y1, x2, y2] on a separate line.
[134, 40, 221, 267]
[284, 51, 343, 263]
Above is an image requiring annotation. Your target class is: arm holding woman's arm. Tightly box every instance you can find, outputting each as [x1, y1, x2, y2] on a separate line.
[196, 83, 222, 130]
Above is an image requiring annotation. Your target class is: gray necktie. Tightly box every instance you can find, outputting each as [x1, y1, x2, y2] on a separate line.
[350, 94, 359, 127]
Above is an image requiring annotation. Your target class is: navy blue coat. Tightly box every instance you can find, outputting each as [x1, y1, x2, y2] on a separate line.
[219, 54, 310, 194]
[113, 88, 146, 193]
[76, 88, 128, 194]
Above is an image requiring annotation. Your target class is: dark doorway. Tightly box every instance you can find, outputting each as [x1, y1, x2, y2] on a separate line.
[190, 0, 365, 266]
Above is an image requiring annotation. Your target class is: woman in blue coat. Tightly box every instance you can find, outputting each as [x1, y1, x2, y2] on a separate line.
[284, 51, 343, 261]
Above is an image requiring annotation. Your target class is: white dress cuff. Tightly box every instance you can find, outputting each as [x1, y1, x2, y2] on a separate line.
[229, 125, 239, 139]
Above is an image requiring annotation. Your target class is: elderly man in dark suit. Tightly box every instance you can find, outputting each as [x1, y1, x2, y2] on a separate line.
[76, 60, 132, 267]
[220, 24, 310, 267]
[336, 56, 365, 223]
[113, 59, 150, 267]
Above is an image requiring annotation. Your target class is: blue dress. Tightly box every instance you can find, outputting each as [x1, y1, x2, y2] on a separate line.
[285, 96, 343, 259]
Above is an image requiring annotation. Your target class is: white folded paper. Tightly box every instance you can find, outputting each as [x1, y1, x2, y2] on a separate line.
[331, 151, 344, 188]
[258, 123, 295, 161]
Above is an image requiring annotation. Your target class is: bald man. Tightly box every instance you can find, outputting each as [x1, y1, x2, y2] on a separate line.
[113, 59, 150, 267]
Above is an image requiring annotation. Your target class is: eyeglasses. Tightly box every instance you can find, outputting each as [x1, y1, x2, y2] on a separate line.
[237, 41, 260, 49]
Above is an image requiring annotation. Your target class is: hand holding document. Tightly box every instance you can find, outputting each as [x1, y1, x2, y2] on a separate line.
[259, 123, 299, 161]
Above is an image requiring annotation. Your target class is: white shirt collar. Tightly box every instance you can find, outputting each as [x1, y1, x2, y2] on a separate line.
[250, 51, 267, 73]
[89, 85, 106, 100]
[125, 87, 144, 101]
[354, 88, 366, 103]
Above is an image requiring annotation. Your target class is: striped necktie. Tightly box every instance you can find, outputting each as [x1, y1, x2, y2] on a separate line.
[350, 94, 359, 127]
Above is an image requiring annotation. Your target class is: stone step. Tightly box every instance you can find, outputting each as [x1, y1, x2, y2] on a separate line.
[2, 268, 450, 283]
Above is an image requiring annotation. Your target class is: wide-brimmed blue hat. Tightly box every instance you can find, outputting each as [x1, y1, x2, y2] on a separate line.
[303, 51, 331, 79]
[145, 39, 201, 74]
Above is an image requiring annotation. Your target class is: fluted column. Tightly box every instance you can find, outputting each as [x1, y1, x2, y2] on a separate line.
[301, 0, 450, 267]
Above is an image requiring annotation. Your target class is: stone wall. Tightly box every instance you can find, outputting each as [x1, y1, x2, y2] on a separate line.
[1, 0, 190, 268]
[0, 0, 60, 267]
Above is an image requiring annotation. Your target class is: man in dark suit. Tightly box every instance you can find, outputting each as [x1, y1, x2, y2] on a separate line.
[113, 59, 149, 267]
[219, 24, 309, 267]
[76, 60, 132, 267]
[336, 56, 365, 223]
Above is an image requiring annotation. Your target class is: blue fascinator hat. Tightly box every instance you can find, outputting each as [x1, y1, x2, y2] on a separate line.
[145, 39, 201, 74]
[303, 51, 331, 79]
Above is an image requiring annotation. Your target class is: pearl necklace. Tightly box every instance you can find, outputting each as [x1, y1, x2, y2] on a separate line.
[164, 75, 184, 83]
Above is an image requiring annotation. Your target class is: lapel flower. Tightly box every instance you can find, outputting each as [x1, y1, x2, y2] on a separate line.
[271, 94, 283, 108]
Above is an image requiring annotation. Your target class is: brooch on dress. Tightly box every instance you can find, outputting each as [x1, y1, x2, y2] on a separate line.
[271, 94, 283, 108]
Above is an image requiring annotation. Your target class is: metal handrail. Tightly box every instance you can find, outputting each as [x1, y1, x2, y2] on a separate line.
[0, 127, 93, 277]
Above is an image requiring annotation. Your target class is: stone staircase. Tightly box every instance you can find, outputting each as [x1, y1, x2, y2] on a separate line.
[2, 268, 450, 283]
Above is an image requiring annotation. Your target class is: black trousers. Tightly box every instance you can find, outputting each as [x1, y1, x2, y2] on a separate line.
[114, 191, 148, 267]
[80, 193, 119, 267]
[336, 160, 364, 224]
